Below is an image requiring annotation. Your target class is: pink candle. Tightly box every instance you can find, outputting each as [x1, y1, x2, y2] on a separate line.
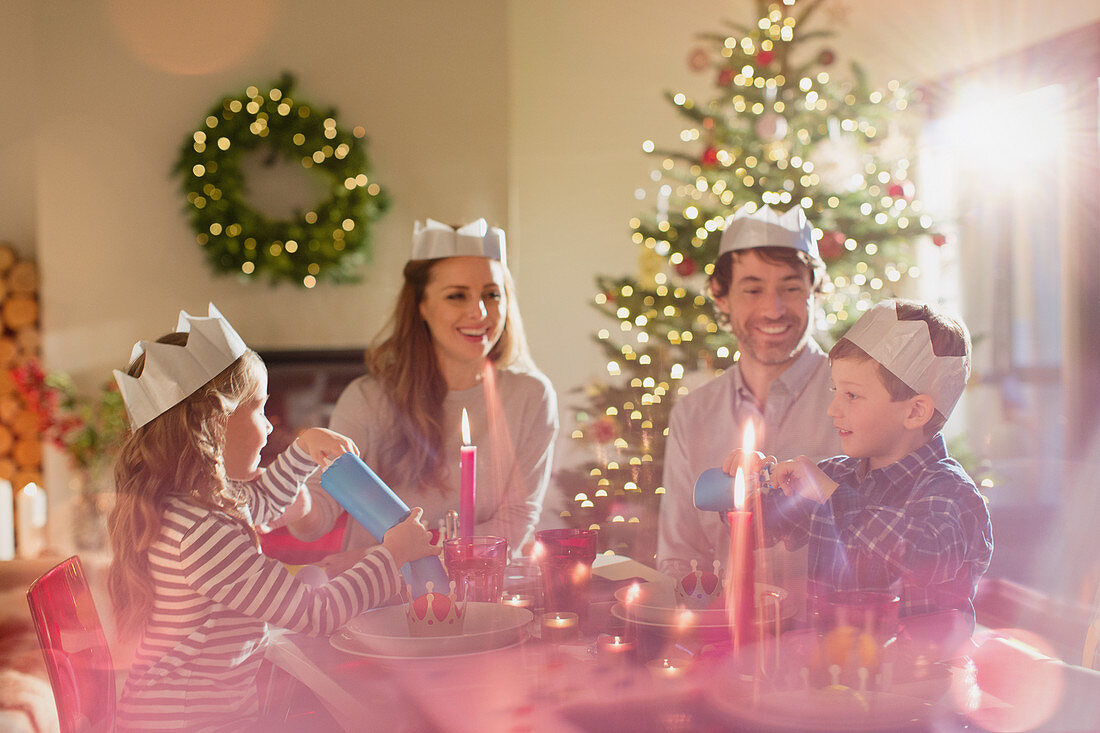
[459, 408, 476, 540]
[726, 467, 755, 654]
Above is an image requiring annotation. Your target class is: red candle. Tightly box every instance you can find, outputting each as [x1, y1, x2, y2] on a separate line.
[459, 408, 476, 540]
[726, 466, 755, 654]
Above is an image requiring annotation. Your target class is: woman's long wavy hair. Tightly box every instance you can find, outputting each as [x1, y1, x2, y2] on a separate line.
[365, 257, 533, 493]
[107, 332, 264, 638]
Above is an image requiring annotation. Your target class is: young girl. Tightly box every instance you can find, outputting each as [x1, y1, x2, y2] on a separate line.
[107, 304, 438, 732]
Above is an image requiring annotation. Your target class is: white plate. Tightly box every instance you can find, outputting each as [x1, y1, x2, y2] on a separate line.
[339, 602, 533, 658]
[711, 688, 934, 731]
[613, 581, 792, 628]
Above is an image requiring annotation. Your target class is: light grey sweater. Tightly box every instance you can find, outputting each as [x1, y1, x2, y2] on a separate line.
[300, 367, 558, 557]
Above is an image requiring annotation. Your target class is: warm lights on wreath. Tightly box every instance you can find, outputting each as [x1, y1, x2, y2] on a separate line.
[173, 73, 389, 287]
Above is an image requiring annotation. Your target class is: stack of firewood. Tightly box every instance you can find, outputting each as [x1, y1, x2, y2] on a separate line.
[0, 242, 41, 490]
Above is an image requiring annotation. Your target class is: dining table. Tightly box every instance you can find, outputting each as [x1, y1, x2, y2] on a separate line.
[266, 554, 1100, 732]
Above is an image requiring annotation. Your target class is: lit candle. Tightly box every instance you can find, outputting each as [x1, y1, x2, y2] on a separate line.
[0, 480, 13, 561]
[597, 633, 636, 663]
[726, 425, 755, 654]
[16, 483, 47, 558]
[539, 611, 578, 643]
[647, 657, 690, 679]
[459, 408, 476, 540]
[502, 593, 534, 610]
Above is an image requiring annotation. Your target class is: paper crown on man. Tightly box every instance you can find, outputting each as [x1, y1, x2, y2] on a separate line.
[718, 204, 821, 262]
[114, 303, 248, 430]
[411, 218, 506, 267]
[842, 299, 971, 417]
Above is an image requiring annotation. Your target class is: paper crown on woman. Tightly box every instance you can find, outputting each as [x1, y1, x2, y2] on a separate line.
[718, 204, 820, 261]
[842, 300, 970, 417]
[411, 218, 507, 267]
[113, 303, 248, 430]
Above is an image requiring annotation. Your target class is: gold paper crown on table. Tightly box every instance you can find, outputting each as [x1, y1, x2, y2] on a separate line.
[113, 303, 248, 430]
[675, 560, 724, 609]
[410, 218, 507, 267]
[406, 581, 468, 637]
[841, 300, 970, 416]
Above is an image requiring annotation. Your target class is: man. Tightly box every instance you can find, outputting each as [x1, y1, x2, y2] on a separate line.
[656, 204, 841, 616]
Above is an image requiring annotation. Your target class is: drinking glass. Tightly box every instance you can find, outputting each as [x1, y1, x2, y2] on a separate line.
[443, 536, 508, 603]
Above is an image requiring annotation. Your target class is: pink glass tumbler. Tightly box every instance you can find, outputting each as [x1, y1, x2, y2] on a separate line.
[535, 528, 598, 623]
[443, 536, 508, 603]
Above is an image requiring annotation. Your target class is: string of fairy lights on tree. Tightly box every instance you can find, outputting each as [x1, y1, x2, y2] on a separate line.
[557, 0, 943, 561]
[173, 73, 390, 287]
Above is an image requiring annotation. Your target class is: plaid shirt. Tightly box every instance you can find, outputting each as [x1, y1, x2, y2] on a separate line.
[761, 434, 993, 622]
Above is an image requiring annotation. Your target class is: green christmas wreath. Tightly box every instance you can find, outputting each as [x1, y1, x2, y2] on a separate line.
[173, 73, 389, 287]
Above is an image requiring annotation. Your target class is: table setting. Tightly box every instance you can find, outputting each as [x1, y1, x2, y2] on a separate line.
[263, 446, 1100, 732]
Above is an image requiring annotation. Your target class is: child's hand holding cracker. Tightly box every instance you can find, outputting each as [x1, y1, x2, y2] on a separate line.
[773, 455, 839, 504]
[296, 427, 359, 467]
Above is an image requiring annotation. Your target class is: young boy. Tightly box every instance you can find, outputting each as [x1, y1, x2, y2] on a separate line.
[724, 299, 993, 624]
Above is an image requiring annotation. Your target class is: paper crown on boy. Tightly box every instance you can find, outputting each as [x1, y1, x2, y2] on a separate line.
[411, 218, 507, 267]
[113, 303, 248, 430]
[718, 204, 821, 261]
[842, 300, 970, 416]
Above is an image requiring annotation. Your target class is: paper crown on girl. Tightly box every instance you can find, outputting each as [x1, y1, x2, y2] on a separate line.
[718, 204, 820, 261]
[411, 218, 507, 267]
[113, 303, 248, 430]
[841, 300, 970, 416]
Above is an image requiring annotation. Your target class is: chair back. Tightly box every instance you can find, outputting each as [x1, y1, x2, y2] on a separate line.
[26, 556, 116, 733]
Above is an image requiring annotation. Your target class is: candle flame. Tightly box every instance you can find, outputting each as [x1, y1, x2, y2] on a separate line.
[461, 408, 471, 445]
[733, 467, 746, 511]
[22, 483, 38, 497]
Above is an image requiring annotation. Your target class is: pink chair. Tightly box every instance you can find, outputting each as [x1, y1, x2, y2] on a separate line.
[26, 556, 115, 733]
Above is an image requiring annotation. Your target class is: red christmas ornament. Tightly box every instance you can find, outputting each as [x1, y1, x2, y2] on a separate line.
[701, 147, 719, 167]
[818, 230, 846, 262]
[818, 49, 836, 66]
[932, 233, 947, 247]
[674, 258, 697, 277]
[888, 183, 905, 198]
[717, 68, 736, 87]
[756, 49, 775, 67]
[688, 47, 710, 72]
[590, 416, 618, 444]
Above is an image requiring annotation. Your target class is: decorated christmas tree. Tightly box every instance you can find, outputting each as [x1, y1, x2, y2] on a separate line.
[557, 0, 940, 561]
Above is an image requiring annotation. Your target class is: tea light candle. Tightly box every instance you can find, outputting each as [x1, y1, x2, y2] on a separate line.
[596, 633, 635, 662]
[647, 657, 690, 679]
[502, 593, 534, 610]
[539, 611, 578, 643]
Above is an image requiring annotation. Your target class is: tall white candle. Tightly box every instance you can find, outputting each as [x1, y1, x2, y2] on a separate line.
[0, 480, 13, 561]
[16, 483, 47, 558]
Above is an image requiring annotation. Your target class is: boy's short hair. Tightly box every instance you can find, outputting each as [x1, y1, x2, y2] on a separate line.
[708, 246, 828, 327]
[829, 300, 971, 437]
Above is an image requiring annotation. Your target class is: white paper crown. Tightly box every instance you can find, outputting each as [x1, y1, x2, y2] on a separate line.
[411, 218, 506, 267]
[842, 300, 970, 417]
[718, 204, 820, 261]
[113, 303, 248, 430]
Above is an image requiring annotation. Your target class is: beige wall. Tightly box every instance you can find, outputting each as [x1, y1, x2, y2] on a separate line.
[2, 0, 1098, 547]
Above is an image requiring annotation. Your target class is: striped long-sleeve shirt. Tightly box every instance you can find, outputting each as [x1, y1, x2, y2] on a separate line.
[116, 442, 401, 732]
[761, 434, 993, 623]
